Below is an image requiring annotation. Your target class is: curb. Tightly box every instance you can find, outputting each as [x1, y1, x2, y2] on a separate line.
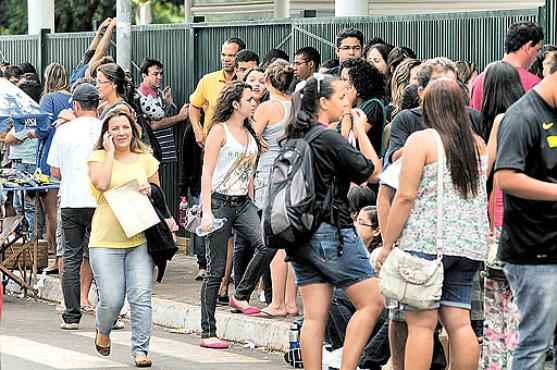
[6, 275, 290, 352]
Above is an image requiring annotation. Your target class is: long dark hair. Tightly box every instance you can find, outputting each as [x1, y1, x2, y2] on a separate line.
[210, 81, 260, 149]
[481, 61, 525, 140]
[422, 78, 480, 199]
[97, 63, 135, 106]
[285, 74, 339, 140]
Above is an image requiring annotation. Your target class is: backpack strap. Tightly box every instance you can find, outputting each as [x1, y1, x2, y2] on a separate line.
[304, 125, 327, 143]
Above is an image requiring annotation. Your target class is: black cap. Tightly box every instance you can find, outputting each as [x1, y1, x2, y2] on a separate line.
[71, 83, 99, 102]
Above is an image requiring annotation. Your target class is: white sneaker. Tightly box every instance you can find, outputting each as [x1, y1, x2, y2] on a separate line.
[112, 318, 125, 330]
[60, 322, 79, 330]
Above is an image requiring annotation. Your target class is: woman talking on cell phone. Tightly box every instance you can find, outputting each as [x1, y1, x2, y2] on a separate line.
[87, 110, 161, 368]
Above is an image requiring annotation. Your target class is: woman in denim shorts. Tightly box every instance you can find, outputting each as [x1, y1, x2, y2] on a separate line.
[377, 78, 489, 370]
[285, 74, 383, 370]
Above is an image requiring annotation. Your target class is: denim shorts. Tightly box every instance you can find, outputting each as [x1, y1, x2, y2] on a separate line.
[288, 223, 375, 288]
[402, 251, 481, 310]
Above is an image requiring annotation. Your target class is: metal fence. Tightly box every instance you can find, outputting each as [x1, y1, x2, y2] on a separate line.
[0, 6, 554, 213]
[547, 0, 556, 44]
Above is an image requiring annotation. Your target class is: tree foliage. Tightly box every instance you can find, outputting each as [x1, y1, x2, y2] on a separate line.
[0, 0, 184, 35]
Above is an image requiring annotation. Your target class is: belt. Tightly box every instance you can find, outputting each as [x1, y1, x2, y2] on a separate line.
[212, 192, 248, 205]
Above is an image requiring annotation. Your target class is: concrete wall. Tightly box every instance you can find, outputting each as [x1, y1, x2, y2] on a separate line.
[190, 0, 544, 20]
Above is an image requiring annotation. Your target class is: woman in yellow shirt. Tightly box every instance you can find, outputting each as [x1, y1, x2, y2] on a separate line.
[88, 110, 159, 368]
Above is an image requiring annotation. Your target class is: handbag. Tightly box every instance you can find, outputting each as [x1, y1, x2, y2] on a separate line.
[379, 129, 445, 310]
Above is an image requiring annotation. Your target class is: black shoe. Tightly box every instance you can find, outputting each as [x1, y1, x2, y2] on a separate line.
[216, 295, 229, 306]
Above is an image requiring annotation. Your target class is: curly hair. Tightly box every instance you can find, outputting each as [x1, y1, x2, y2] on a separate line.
[455, 60, 477, 84]
[390, 58, 421, 114]
[210, 81, 260, 149]
[505, 21, 544, 54]
[264, 59, 295, 94]
[340, 58, 385, 100]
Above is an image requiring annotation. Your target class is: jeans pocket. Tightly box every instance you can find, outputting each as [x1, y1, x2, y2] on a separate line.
[316, 239, 339, 261]
[211, 197, 224, 211]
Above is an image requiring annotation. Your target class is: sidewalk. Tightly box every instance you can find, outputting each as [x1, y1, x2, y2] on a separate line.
[7, 252, 293, 352]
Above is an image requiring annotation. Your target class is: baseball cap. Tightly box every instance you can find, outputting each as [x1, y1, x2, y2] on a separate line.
[70, 83, 99, 102]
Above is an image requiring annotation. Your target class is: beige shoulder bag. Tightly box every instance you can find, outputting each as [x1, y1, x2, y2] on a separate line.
[379, 129, 445, 310]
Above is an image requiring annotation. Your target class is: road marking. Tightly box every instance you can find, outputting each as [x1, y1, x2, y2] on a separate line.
[74, 332, 268, 363]
[0, 335, 127, 369]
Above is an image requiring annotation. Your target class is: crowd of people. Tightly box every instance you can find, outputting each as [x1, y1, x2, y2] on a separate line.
[1, 16, 557, 370]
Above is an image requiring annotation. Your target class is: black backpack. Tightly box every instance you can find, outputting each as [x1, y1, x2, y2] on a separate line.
[145, 183, 178, 282]
[262, 125, 333, 249]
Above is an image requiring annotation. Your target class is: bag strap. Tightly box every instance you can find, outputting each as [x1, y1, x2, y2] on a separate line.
[431, 129, 445, 259]
[304, 125, 326, 143]
[213, 123, 251, 191]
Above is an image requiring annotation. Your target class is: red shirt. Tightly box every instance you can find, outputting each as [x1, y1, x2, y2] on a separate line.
[470, 65, 541, 111]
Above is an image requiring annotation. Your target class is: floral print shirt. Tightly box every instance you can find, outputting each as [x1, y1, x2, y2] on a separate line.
[398, 157, 489, 261]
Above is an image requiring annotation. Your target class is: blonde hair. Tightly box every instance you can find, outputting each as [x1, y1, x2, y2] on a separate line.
[43, 63, 69, 96]
[96, 109, 150, 154]
[390, 58, 421, 115]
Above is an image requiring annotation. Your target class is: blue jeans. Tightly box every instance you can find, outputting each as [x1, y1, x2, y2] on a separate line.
[504, 262, 557, 370]
[12, 162, 36, 236]
[288, 223, 374, 288]
[89, 244, 154, 355]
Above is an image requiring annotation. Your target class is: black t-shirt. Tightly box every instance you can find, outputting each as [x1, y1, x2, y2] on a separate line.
[495, 90, 557, 264]
[359, 98, 387, 156]
[384, 107, 483, 167]
[310, 127, 375, 227]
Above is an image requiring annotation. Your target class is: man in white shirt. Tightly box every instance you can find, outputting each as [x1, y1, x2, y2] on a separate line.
[47, 83, 102, 330]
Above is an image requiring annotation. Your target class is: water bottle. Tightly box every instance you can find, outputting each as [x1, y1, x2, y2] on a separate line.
[195, 218, 226, 237]
[289, 322, 300, 350]
[178, 196, 188, 227]
[384, 297, 399, 310]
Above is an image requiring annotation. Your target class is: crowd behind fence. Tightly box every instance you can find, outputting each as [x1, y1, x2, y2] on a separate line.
[0, 5, 554, 213]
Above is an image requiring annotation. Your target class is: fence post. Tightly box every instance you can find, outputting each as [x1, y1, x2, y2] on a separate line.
[38, 28, 51, 79]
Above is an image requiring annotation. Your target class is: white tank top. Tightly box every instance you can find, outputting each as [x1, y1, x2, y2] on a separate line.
[212, 123, 259, 196]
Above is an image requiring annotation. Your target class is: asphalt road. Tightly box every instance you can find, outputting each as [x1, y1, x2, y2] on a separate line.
[0, 295, 289, 370]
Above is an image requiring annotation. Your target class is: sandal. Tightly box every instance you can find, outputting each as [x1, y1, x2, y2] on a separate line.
[134, 353, 152, 368]
[95, 330, 111, 357]
[200, 338, 230, 349]
[229, 295, 261, 315]
[81, 305, 96, 313]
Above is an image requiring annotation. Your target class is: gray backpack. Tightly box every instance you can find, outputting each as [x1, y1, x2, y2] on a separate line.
[262, 125, 333, 249]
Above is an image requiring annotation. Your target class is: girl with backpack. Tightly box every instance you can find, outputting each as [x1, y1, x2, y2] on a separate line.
[284, 74, 382, 370]
[198, 81, 267, 349]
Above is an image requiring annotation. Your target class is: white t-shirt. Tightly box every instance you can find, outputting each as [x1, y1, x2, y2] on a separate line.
[47, 116, 102, 208]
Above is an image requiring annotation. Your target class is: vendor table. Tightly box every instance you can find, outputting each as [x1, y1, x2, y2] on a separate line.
[0, 183, 60, 297]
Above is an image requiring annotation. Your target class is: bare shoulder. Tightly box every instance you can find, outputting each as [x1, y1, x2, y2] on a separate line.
[206, 122, 226, 146]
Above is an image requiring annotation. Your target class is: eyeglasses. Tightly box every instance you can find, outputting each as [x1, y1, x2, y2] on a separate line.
[356, 219, 376, 228]
[293, 60, 308, 66]
[96, 79, 112, 86]
[338, 45, 362, 51]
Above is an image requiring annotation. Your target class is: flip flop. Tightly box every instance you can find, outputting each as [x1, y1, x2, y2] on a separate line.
[200, 338, 230, 349]
[81, 305, 96, 313]
[229, 295, 261, 315]
[254, 308, 287, 319]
